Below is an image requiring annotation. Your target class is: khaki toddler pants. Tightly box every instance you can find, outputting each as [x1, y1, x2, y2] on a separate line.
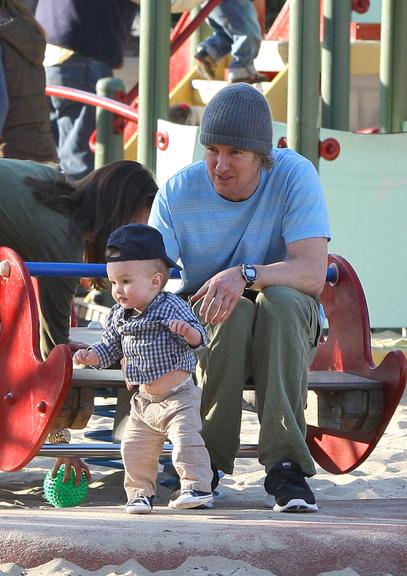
[121, 376, 212, 499]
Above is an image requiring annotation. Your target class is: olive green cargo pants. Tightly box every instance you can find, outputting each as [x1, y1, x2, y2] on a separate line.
[193, 286, 320, 477]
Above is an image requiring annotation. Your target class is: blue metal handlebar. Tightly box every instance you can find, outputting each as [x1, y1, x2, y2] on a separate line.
[24, 262, 338, 284]
[25, 262, 107, 278]
[25, 262, 181, 279]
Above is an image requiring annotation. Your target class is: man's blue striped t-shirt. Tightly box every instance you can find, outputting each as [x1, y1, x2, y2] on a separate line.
[149, 148, 331, 293]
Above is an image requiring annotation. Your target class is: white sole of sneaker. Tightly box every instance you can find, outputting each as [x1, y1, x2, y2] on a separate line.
[168, 495, 214, 510]
[265, 494, 318, 512]
[272, 498, 318, 513]
[124, 506, 152, 515]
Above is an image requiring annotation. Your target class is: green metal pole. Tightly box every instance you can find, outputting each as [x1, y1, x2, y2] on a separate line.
[95, 77, 125, 169]
[379, 0, 407, 133]
[321, 0, 351, 130]
[287, 0, 321, 169]
[138, 0, 171, 172]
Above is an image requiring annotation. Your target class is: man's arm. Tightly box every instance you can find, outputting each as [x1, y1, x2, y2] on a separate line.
[192, 237, 328, 324]
[255, 237, 328, 297]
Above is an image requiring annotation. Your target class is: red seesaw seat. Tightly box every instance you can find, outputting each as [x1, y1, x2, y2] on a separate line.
[306, 254, 407, 473]
[0, 247, 72, 472]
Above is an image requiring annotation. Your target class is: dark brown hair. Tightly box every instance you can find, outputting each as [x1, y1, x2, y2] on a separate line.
[26, 160, 158, 288]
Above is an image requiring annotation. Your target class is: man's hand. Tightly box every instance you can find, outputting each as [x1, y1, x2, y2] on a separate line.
[51, 457, 91, 487]
[191, 267, 246, 324]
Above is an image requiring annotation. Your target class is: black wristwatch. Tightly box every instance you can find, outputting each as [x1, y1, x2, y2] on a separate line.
[240, 264, 257, 288]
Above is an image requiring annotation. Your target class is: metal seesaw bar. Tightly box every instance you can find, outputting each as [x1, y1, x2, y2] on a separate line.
[38, 443, 259, 459]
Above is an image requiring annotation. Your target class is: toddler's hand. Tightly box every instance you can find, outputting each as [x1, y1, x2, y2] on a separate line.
[169, 319, 191, 337]
[169, 320, 202, 348]
[73, 348, 99, 366]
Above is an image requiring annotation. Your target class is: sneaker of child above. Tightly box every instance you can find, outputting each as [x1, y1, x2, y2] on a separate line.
[226, 65, 268, 84]
[194, 46, 217, 80]
[264, 459, 318, 513]
[194, 46, 268, 85]
[169, 489, 214, 510]
[124, 495, 154, 515]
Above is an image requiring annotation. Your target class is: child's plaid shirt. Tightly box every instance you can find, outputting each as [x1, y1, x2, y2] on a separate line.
[91, 291, 207, 385]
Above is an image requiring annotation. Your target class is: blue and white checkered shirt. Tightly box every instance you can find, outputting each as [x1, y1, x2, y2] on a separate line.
[91, 291, 207, 385]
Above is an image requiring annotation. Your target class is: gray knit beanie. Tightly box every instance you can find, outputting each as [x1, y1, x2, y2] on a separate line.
[200, 83, 273, 155]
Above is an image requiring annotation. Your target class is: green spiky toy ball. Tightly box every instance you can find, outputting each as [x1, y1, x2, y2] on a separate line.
[43, 464, 89, 508]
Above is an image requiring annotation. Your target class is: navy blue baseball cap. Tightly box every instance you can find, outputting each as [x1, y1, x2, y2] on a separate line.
[106, 224, 182, 270]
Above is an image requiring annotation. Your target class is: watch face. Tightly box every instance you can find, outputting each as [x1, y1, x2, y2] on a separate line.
[242, 264, 257, 285]
[245, 267, 256, 280]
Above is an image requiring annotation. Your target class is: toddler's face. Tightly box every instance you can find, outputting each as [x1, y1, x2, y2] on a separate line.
[107, 260, 160, 312]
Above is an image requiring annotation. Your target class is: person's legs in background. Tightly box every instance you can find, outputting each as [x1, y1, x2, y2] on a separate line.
[195, 0, 267, 83]
[46, 54, 112, 180]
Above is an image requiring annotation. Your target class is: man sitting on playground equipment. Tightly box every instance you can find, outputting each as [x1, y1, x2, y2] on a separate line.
[149, 82, 330, 512]
[74, 224, 213, 514]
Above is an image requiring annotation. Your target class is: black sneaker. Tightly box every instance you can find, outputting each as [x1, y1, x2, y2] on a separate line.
[264, 459, 318, 512]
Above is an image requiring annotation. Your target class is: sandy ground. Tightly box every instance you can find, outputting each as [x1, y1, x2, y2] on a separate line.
[0, 559, 374, 576]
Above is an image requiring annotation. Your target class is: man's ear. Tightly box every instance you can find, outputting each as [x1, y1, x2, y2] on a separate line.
[152, 272, 163, 288]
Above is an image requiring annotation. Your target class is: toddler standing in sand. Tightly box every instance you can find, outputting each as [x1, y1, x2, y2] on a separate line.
[73, 224, 213, 514]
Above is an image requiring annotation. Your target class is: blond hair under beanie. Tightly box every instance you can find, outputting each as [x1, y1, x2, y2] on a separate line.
[199, 83, 273, 155]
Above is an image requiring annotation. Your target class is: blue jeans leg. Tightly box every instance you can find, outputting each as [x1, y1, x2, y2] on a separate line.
[200, 0, 262, 70]
[46, 54, 112, 180]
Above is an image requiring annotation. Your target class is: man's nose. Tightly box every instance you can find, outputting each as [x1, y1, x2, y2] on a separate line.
[216, 153, 229, 172]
